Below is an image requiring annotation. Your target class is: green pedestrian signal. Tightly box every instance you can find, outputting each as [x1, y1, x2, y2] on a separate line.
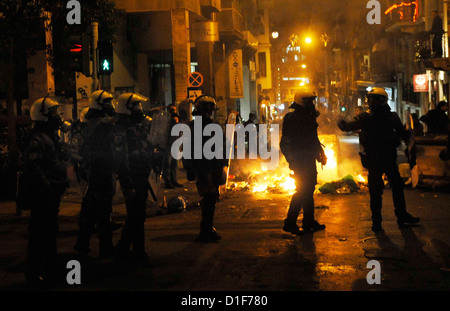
[98, 42, 113, 75]
[102, 59, 110, 71]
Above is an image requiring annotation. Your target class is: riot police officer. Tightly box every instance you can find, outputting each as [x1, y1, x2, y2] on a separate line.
[69, 107, 89, 197]
[183, 95, 228, 242]
[114, 93, 153, 264]
[163, 104, 183, 188]
[337, 87, 420, 232]
[280, 89, 327, 235]
[22, 97, 68, 284]
[74, 90, 117, 257]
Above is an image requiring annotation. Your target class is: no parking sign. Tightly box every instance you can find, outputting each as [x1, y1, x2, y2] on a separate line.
[188, 72, 204, 88]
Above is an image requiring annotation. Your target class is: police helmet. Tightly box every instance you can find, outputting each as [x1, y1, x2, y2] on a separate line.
[116, 93, 148, 115]
[89, 90, 115, 111]
[167, 196, 187, 213]
[367, 87, 388, 99]
[30, 97, 60, 122]
[193, 95, 217, 117]
[294, 89, 317, 106]
[366, 87, 388, 110]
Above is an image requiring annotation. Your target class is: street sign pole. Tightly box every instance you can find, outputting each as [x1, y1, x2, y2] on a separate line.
[187, 72, 204, 102]
[92, 22, 98, 91]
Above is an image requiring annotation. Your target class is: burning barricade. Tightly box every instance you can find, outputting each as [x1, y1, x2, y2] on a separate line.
[227, 134, 368, 195]
[228, 160, 296, 194]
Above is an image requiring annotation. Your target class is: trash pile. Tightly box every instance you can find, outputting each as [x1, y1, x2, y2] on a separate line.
[227, 160, 368, 195]
[227, 163, 296, 194]
[317, 174, 368, 194]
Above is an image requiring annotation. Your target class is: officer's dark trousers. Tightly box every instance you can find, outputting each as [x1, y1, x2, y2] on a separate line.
[118, 174, 149, 254]
[367, 152, 407, 225]
[163, 152, 178, 185]
[75, 172, 114, 254]
[26, 196, 60, 280]
[286, 162, 317, 226]
[196, 173, 220, 233]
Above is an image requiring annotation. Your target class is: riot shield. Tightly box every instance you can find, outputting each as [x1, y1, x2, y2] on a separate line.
[148, 111, 172, 207]
[149, 111, 172, 151]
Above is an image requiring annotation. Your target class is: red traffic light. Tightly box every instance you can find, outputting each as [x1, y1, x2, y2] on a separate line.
[70, 44, 82, 53]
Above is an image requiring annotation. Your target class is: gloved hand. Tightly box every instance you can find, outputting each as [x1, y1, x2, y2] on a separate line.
[337, 119, 347, 131]
[318, 148, 327, 166]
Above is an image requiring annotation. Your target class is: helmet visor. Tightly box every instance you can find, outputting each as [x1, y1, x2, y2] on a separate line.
[130, 101, 143, 112]
[46, 105, 61, 118]
[303, 97, 317, 106]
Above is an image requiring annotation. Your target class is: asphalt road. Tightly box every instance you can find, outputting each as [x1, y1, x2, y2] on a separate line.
[0, 176, 449, 292]
[0, 134, 449, 294]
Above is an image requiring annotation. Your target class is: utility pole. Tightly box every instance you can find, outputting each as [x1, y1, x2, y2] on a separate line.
[321, 33, 330, 113]
[443, 1, 448, 58]
[443, 1, 449, 114]
[92, 22, 99, 91]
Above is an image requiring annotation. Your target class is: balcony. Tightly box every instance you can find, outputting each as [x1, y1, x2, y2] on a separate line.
[217, 8, 244, 40]
[201, 0, 221, 13]
[114, 0, 203, 16]
[415, 32, 450, 71]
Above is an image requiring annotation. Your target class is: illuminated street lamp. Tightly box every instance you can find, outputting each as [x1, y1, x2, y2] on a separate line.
[272, 31, 279, 39]
[305, 37, 312, 44]
[301, 64, 307, 69]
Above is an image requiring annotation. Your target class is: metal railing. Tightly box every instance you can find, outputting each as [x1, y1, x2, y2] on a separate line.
[217, 8, 244, 33]
[415, 32, 449, 61]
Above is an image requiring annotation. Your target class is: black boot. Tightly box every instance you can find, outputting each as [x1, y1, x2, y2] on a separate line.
[302, 220, 326, 232]
[371, 222, 383, 232]
[283, 219, 302, 235]
[196, 227, 222, 243]
[397, 213, 420, 227]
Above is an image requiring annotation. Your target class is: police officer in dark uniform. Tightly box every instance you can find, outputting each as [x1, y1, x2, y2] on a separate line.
[280, 89, 327, 235]
[337, 87, 420, 232]
[22, 97, 68, 284]
[69, 107, 89, 198]
[114, 93, 153, 264]
[74, 90, 116, 257]
[183, 95, 228, 242]
[163, 104, 183, 188]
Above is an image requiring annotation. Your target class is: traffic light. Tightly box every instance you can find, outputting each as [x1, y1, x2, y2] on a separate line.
[68, 34, 91, 76]
[98, 41, 114, 75]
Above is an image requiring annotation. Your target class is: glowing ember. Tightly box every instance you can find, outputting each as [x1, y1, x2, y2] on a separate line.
[355, 174, 366, 183]
[323, 146, 337, 170]
[228, 134, 368, 195]
[234, 162, 297, 195]
[317, 135, 340, 183]
[252, 183, 269, 193]
[279, 176, 296, 193]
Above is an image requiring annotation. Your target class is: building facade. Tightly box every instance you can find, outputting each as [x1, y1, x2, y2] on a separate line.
[110, 0, 273, 124]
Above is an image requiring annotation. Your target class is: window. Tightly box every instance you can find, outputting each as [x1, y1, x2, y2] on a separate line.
[258, 52, 267, 78]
